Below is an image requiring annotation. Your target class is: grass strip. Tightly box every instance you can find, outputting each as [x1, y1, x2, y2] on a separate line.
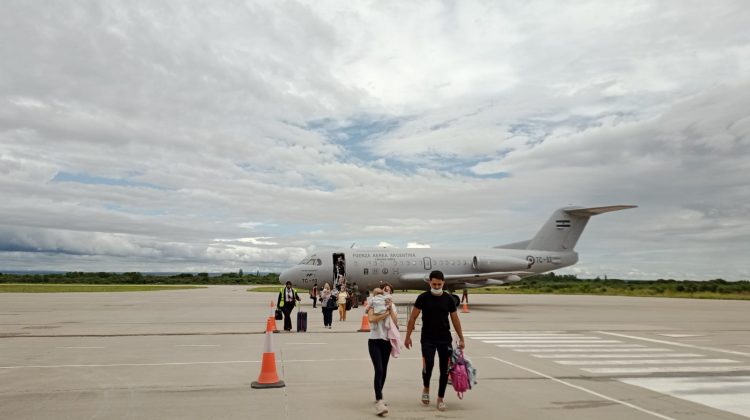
[0, 284, 206, 293]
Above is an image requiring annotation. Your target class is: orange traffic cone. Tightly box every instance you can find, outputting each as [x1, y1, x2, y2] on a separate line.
[268, 300, 280, 333]
[461, 301, 470, 313]
[266, 316, 280, 334]
[357, 313, 370, 332]
[251, 330, 285, 389]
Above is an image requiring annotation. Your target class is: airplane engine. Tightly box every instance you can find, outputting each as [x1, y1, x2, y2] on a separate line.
[472, 256, 529, 272]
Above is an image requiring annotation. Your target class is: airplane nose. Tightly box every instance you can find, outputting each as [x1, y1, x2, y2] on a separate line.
[279, 268, 290, 285]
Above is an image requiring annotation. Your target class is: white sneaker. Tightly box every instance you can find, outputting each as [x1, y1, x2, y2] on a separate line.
[375, 400, 388, 416]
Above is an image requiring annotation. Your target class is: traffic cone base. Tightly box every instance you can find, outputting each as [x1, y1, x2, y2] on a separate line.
[462, 301, 470, 313]
[251, 352, 285, 388]
[357, 314, 370, 332]
[265, 316, 280, 334]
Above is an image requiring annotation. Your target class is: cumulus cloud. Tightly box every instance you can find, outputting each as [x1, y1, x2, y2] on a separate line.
[1, 1, 748, 279]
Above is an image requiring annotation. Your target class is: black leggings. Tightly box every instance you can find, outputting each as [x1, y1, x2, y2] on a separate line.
[421, 339, 453, 398]
[322, 307, 333, 326]
[368, 339, 391, 400]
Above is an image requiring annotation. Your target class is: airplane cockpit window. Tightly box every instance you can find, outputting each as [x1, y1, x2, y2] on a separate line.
[298, 255, 321, 266]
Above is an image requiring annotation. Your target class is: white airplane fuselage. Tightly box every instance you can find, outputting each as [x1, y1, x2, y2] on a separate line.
[279, 205, 635, 292]
[280, 247, 578, 292]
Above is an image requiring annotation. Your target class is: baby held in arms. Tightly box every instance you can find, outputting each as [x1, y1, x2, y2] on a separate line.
[370, 288, 391, 314]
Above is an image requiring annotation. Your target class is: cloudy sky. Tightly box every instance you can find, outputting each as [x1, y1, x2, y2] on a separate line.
[1, 1, 749, 279]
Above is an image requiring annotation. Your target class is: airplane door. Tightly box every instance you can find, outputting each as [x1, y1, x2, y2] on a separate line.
[333, 252, 346, 288]
[423, 257, 432, 270]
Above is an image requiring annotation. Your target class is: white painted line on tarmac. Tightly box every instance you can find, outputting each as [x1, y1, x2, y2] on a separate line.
[468, 335, 588, 339]
[491, 357, 676, 420]
[515, 347, 667, 353]
[465, 331, 565, 334]
[583, 366, 750, 374]
[558, 358, 739, 366]
[484, 340, 622, 344]
[466, 333, 584, 337]
[473, 336, 601, 340]
[597, 331, 750, 358]
[175, 344, 221, 347]
[619, 376, 750, 418]
[284, 342, 327, 345]
[55, 346, 105, 349]
[533, 353, 703, 359]
[495, 344, 643, 348]
[0, 357, 426, 370]
[657, 334, 704, 338]
[0, 360, 261, 369]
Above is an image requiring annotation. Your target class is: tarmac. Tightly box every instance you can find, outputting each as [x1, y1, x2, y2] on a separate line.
[1, 285, 749, 419]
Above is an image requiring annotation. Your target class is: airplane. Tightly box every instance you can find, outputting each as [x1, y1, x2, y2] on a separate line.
[279, 205, 636, 305]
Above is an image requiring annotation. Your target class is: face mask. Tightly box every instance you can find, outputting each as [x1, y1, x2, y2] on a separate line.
[430, 287, 443, 296]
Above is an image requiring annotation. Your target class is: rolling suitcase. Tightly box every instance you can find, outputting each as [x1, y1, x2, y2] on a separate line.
[297, 310, 307, 332]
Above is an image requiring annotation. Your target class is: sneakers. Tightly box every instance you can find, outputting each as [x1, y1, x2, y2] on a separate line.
[375, 400, 388, 416]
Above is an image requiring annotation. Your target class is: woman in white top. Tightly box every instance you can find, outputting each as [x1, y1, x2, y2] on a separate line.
[367, 288, 399, 416]
[319, 283, 334, 329]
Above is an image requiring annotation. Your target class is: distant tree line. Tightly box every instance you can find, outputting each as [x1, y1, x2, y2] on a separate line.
[0, 271, 280, 285]
[508, 272, 750, 296]
[1, 271, 748, 297]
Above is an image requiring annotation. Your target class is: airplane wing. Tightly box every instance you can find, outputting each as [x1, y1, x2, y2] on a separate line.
[400, 271, 534, 283]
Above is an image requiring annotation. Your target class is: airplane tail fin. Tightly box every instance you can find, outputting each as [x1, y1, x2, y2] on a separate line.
[525, 205, 636, 252]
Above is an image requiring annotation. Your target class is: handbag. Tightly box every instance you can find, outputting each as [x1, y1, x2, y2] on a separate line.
[274, 309, 283, 320]
[326, 296, 337, 309]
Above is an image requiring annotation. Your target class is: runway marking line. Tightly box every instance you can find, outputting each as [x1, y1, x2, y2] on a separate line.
[597, 331, 750, 358]
[490, 356, 677, 420]
[0, 357, 425, 370]
[533, 353, 703, 359]
[55, 346, 105, 349]
[175, 344, 220, 347]
[557, 358, 739, 366]
[583, 366, 750, 374]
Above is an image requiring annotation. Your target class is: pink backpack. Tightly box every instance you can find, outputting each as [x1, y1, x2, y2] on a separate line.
[449, 351, 471, 399]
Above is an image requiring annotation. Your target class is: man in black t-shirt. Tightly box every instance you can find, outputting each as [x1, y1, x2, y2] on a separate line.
[405, 270, 465, 412]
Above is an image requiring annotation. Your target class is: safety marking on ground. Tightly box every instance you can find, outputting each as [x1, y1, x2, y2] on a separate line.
[619, 376, 750, 418]
[657, 334, 704, 338]
[470, 331, 750, 417]
[490, 356, 676, 420]
[175, 344, 221, 347]
[55, 346, 105, 349]
[597, 331, 750, 358]
[466, 332, 750, 376]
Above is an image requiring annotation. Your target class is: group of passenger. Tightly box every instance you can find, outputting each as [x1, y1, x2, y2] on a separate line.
[367, 271, 465, 416]
[276, 271, 465, 416]
[308, 280, 361, 328]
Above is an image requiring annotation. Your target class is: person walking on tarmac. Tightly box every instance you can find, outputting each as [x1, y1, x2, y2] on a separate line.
[404, 271, 465, 412]
[311, 283, 319, 309]
[320, 283, 335, 329]
[337, 286, 349, 321]
[277, 281, 301, 332]
[367, 288, 399, 416]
